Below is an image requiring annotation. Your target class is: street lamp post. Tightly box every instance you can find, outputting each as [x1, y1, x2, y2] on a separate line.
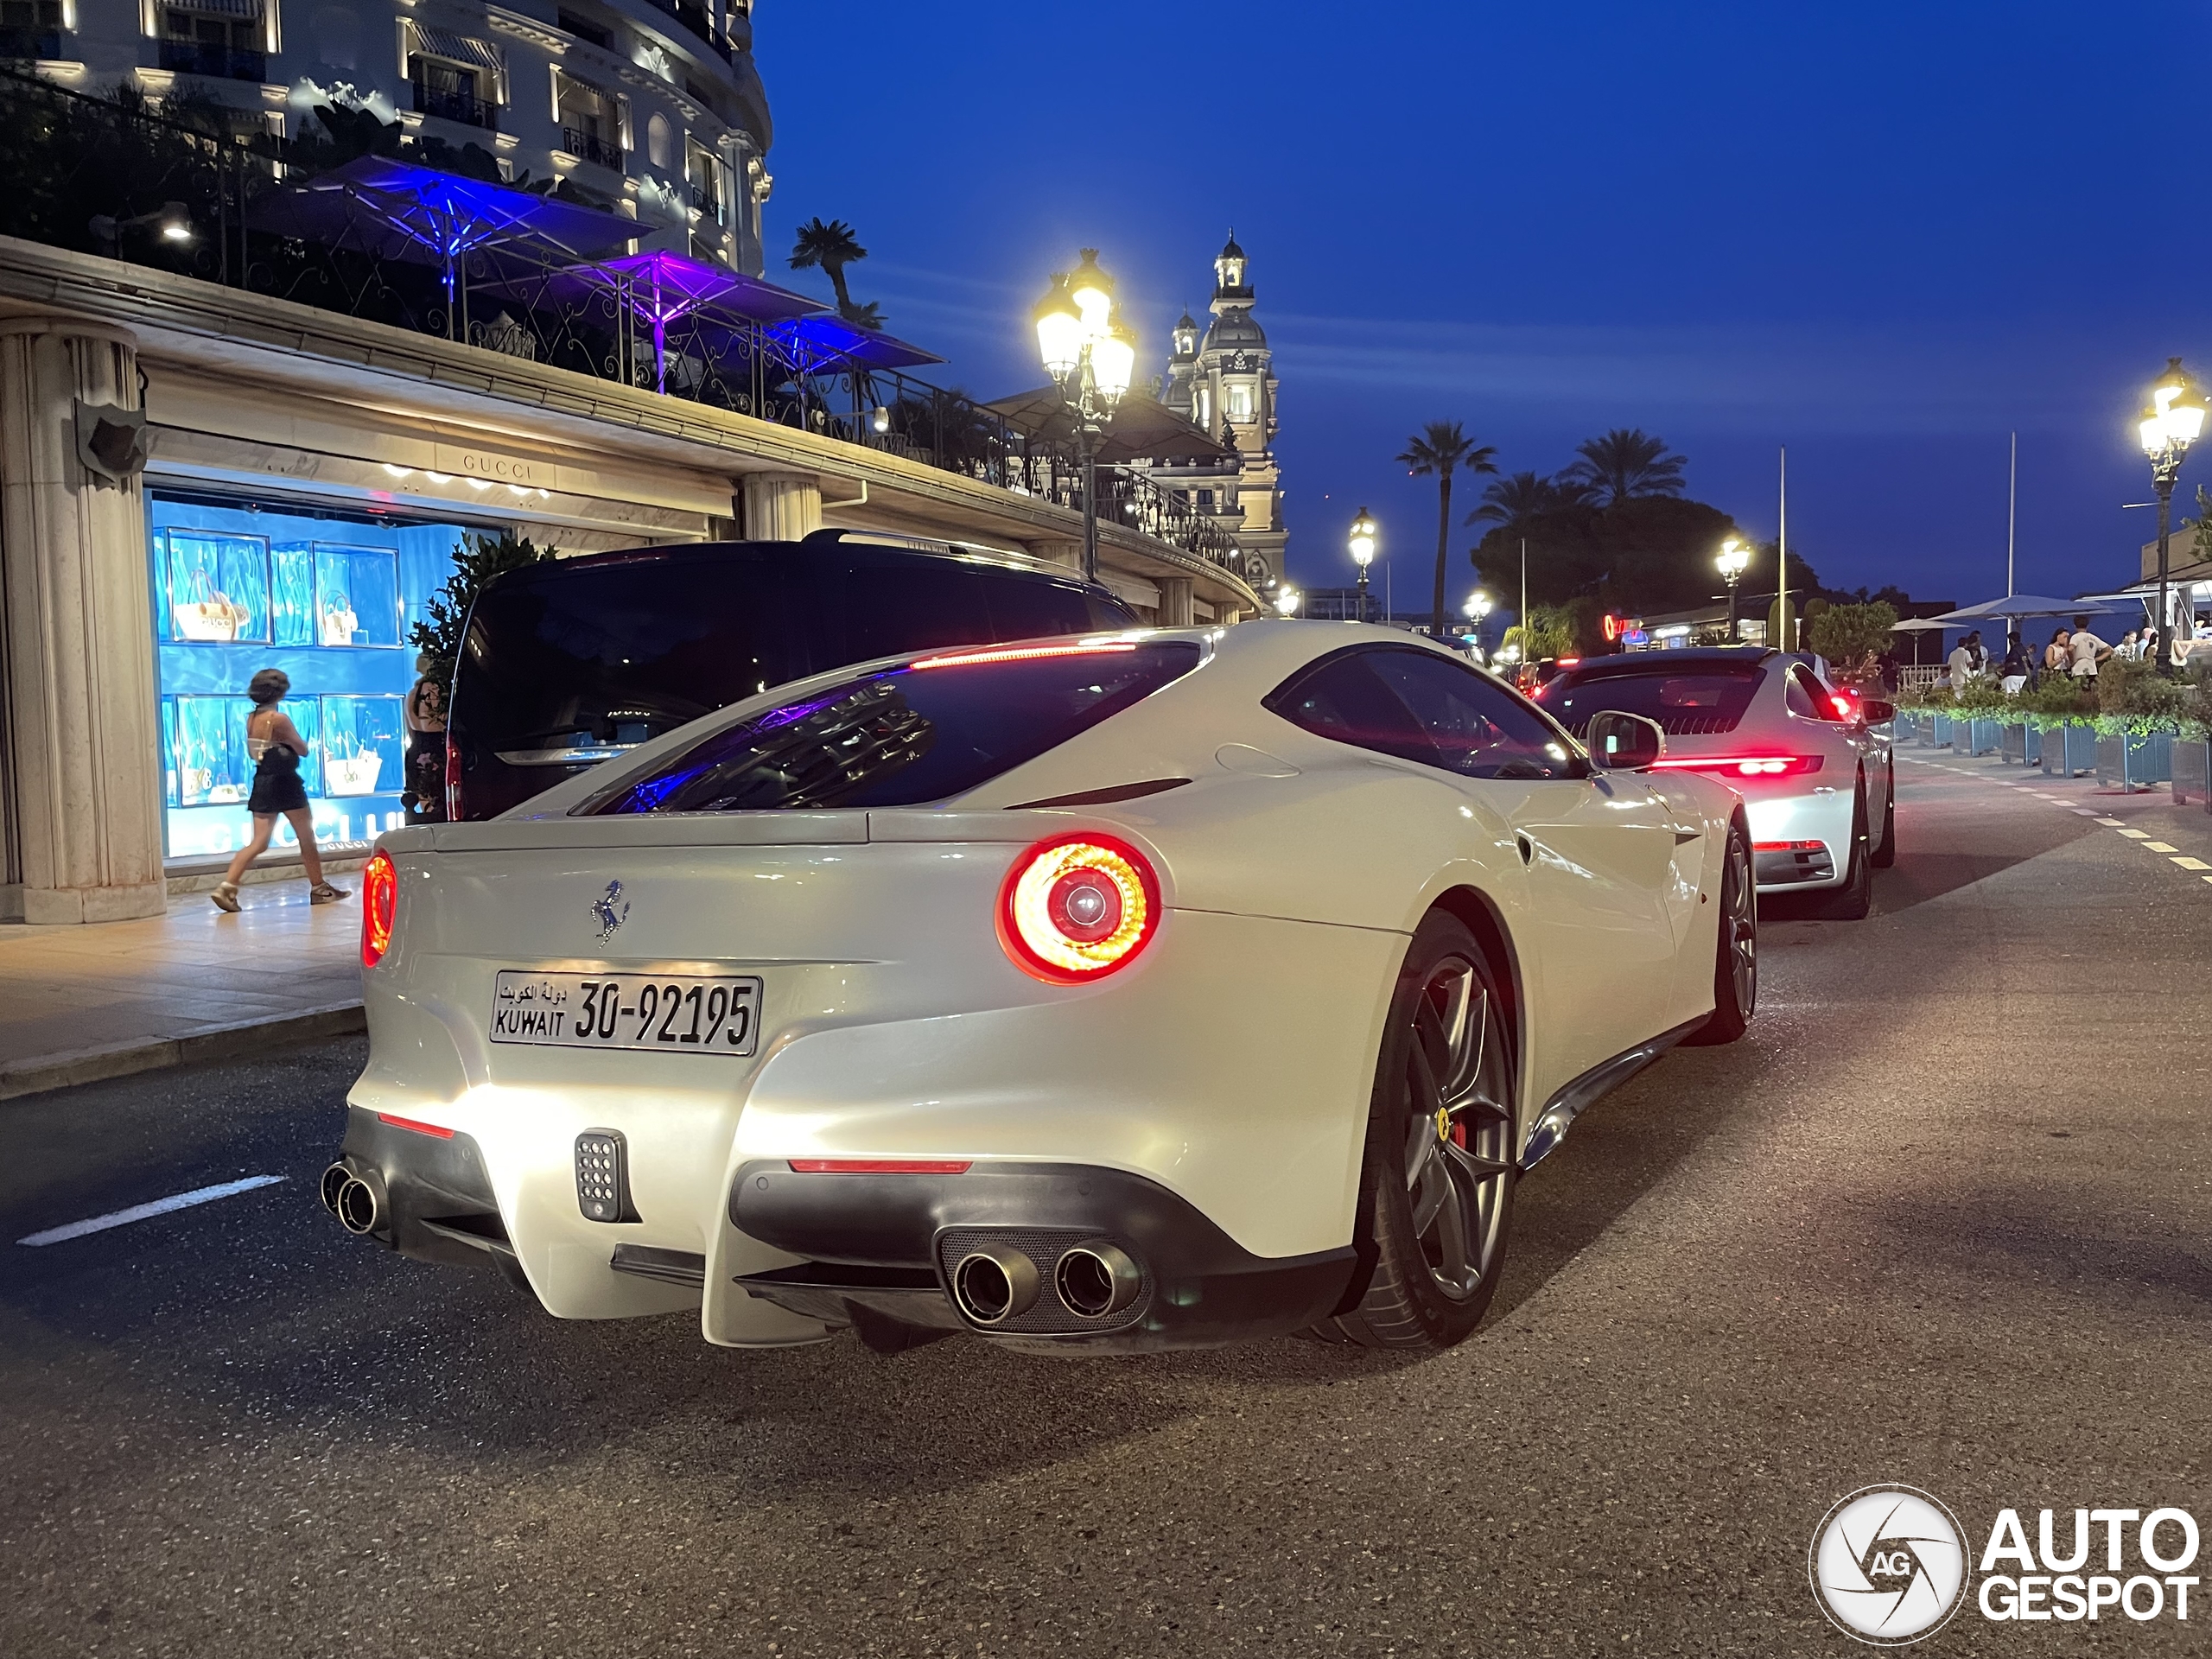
[1463, 588, 1492, 653]
[1274, 586, 1302, 618]
[1348, 507, 1378, 621]
[2140, 359, 2206, 675]
[1716, 536, 1751, 639]
[1033, 250, 1137, 583]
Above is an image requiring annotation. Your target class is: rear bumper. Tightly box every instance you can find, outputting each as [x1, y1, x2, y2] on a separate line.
[331, 1107, 530, 1289]
[1745, 788, 1855, 890]
[731, 1160, 1357, 1354]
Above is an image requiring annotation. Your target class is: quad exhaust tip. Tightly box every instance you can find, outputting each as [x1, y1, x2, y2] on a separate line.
[950, 1246, 1040, 1325]
[1054, 1242, 1141, 1319]
[321, 1160, 383, 1236]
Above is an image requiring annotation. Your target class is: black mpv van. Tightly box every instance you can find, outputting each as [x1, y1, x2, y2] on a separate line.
[444, 530, 1139, 821]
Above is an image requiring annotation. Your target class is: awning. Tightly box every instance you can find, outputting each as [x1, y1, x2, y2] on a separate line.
[985, 386, 1229, 463]
[410, 24, 504, 74]
[764, 315, 944, 373]
[1928, 594, 2138, 623]
[247, 156, 639, 266]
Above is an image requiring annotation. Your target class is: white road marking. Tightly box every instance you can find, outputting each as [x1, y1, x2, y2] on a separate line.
[2073, 808, 2097, 816]
[2096, 818, 2128, 828]
[17, 1175, 285, 1248]
[2142, 842, 2180, 854]
[2118, 829, 2152, 840]
[2172, 857, 2211, 872]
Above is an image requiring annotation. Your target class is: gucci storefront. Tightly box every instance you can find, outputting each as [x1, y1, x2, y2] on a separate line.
[149, 489, 496, 859]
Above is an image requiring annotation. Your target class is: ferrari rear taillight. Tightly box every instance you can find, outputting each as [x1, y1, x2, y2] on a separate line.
[443, 741, 464, 821]
[1649, 753, 1825, 779]
[360, 849, 397, 969]
[1754, 839, 1826, 853]
[912, 641, 1137, 671]
[998, 834, 1160, 983]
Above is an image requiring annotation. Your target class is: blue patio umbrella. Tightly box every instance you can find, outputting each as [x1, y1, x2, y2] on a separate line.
[761, 315, 946, 375]
[248, 156, 639, 338]
[1929, 594, 2138, 623]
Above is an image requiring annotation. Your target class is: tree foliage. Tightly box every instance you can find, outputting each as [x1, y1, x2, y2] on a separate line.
[1563, 428, 1687, 507]
[408, 530, 560, 688]
[789, 217, 877, 325]
[1807, 601, 1898, 672]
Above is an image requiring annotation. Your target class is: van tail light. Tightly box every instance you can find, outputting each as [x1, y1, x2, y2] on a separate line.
[997, 834, 1161, 984]
[1649, 753, 1825, 779]
[443, 742, 464, 821]
[360, 849, 397, 969]
[1829, 693, 1856, 721]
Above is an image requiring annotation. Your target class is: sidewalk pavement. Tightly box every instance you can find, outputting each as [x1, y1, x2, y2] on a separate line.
[0, 880, 364, 1101]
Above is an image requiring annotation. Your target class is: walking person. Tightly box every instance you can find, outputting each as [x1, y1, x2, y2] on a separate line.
[210, 670, 350, 912]
[402, 653, 448, 824]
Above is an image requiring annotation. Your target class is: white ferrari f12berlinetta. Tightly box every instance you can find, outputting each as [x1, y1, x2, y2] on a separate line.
[327, 622, 1756, 1356]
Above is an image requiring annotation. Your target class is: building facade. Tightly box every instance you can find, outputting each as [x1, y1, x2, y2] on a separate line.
[1156, 235, 1285, 589]
[0, 0, 772, 270]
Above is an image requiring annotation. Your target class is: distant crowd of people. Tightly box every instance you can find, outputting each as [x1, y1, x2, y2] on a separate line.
[1941, 613, 2211, 694]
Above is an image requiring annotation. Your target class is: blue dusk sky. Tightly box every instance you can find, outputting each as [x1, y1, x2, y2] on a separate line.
[755, 0, 2211, 608]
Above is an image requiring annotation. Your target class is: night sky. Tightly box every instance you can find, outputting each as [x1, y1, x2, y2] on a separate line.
[757, 1, 2209, 611]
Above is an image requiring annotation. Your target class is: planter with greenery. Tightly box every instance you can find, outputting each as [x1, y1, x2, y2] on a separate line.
[407, 529, 560, 694]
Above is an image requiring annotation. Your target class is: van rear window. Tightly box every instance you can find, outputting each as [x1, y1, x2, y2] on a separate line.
[580, 642, 1202, 815]
[1539, 664, 1765, 737]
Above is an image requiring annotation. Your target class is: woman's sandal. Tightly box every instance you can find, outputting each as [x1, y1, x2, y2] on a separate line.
[309, 882, 351, 905]
[210, 881, 241, 913]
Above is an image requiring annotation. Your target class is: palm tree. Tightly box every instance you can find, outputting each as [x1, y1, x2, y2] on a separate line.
[1469, 470, 1567, 530]
[788, 217, 869, 318]
[1563, 428, 1686, 507]
[1398, 421, 1497, 636]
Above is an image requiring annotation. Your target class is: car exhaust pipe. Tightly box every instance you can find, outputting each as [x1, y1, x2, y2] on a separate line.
[1054, 1242, 1142, 1319]
[324, 1162, 384, 1236]
[319, 1161, 352, 1217]
[950, 1246, 1039, 1325]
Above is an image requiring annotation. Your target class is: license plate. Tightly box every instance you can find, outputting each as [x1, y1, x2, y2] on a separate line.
[489, 970, 761, 1056]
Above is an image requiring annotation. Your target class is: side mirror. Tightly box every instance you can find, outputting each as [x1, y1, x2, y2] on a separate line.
[1586, 710, 1666, 771]
[1858, 698, 1897, 725]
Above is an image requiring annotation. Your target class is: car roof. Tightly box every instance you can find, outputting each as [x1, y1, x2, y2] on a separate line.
[488, 530, 1116, 595]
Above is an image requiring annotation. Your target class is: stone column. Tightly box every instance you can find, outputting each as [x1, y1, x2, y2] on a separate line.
[741, 472, 821, 541]
[1157, 576, 1195, 627]
[0, 317, 167, 924]
[1025, 539, 1084, 574]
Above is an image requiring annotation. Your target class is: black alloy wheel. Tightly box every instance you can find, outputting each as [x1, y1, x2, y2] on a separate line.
[1815, 780, 1873, 919]
[1319, 912, 1517, 1351]
[1869, 766, 1897, 868]
[1685, 816, 1757, 1045]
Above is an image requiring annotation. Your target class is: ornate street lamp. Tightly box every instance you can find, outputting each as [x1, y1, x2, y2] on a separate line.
[1034, 250, 1136, 582]
[2140, 358, 2206, 674]
[1716, 536, 1751, 639]
[1274, 586, 1302, 617]
[1348, 506, 1378, 621]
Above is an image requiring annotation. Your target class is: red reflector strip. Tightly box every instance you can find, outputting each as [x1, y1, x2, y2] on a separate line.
[376, 1112, 454, 1139]
[909, 642, 1137, 671]
[786, 1159, 972, 1174]
[1753, 840, 1826, 852]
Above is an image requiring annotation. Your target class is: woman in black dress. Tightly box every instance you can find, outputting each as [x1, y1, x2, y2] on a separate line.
[210, 670, 350, 912]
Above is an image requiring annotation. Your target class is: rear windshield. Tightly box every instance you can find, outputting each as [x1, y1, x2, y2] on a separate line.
[581, 642, 1203, 815]
[455, 546, 1131, 760]
[1537, 664, 1766, 737]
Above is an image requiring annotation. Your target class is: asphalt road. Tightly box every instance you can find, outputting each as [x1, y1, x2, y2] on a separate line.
[6, 758, 2212, 1658]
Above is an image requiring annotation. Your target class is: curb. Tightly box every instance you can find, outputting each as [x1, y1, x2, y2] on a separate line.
[0, 1001, 367, 1103]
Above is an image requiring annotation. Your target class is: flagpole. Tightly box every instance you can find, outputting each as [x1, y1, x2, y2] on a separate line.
[2006, 430, 2018, 597]
[1777, 447, 1788, 652]
[1519, 537, 1528, 654]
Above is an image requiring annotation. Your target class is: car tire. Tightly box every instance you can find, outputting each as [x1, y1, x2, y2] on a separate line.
[1683, 816, 1756, 1046]
[1869, 768, 1897, 868]
[1316, 912, 1517, 1352]
[1814, 783, 1873, 920]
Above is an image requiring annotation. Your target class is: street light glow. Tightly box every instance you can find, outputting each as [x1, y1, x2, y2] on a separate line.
[1091, 324, 1136, 404]
[1274, 587, 1301, 617]
[1033, 275, 1082, 379]
[1464, 589, 1492, 620]
[1348, 507, 1376, 568]
[1069, 248, 1115, 336]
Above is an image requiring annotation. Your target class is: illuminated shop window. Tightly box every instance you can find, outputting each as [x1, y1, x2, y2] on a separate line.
[165, 531, 270, 643]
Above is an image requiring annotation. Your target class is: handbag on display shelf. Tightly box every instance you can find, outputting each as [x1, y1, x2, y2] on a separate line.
[320, 595, 361, 646]
[174, 570, 247, 642]
[207, 783, 245, 804]
[327, 753, 383, 796]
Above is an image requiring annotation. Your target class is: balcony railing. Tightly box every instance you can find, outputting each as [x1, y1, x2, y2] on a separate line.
[561, 126, 624, 171]
[0, 26, 63, 59]
[0, 63, 1253, 593]
[414, 86, 497, 132]
[157, 40, 266, 81]
[640, 0, 728, 60]
[687, 179, 722, 221]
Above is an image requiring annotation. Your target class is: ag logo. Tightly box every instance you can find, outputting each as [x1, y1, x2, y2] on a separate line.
[1809, 1486, 1970, 1645]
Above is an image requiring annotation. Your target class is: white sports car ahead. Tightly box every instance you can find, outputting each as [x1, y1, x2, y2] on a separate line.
[327, 623, 1756, 1357]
